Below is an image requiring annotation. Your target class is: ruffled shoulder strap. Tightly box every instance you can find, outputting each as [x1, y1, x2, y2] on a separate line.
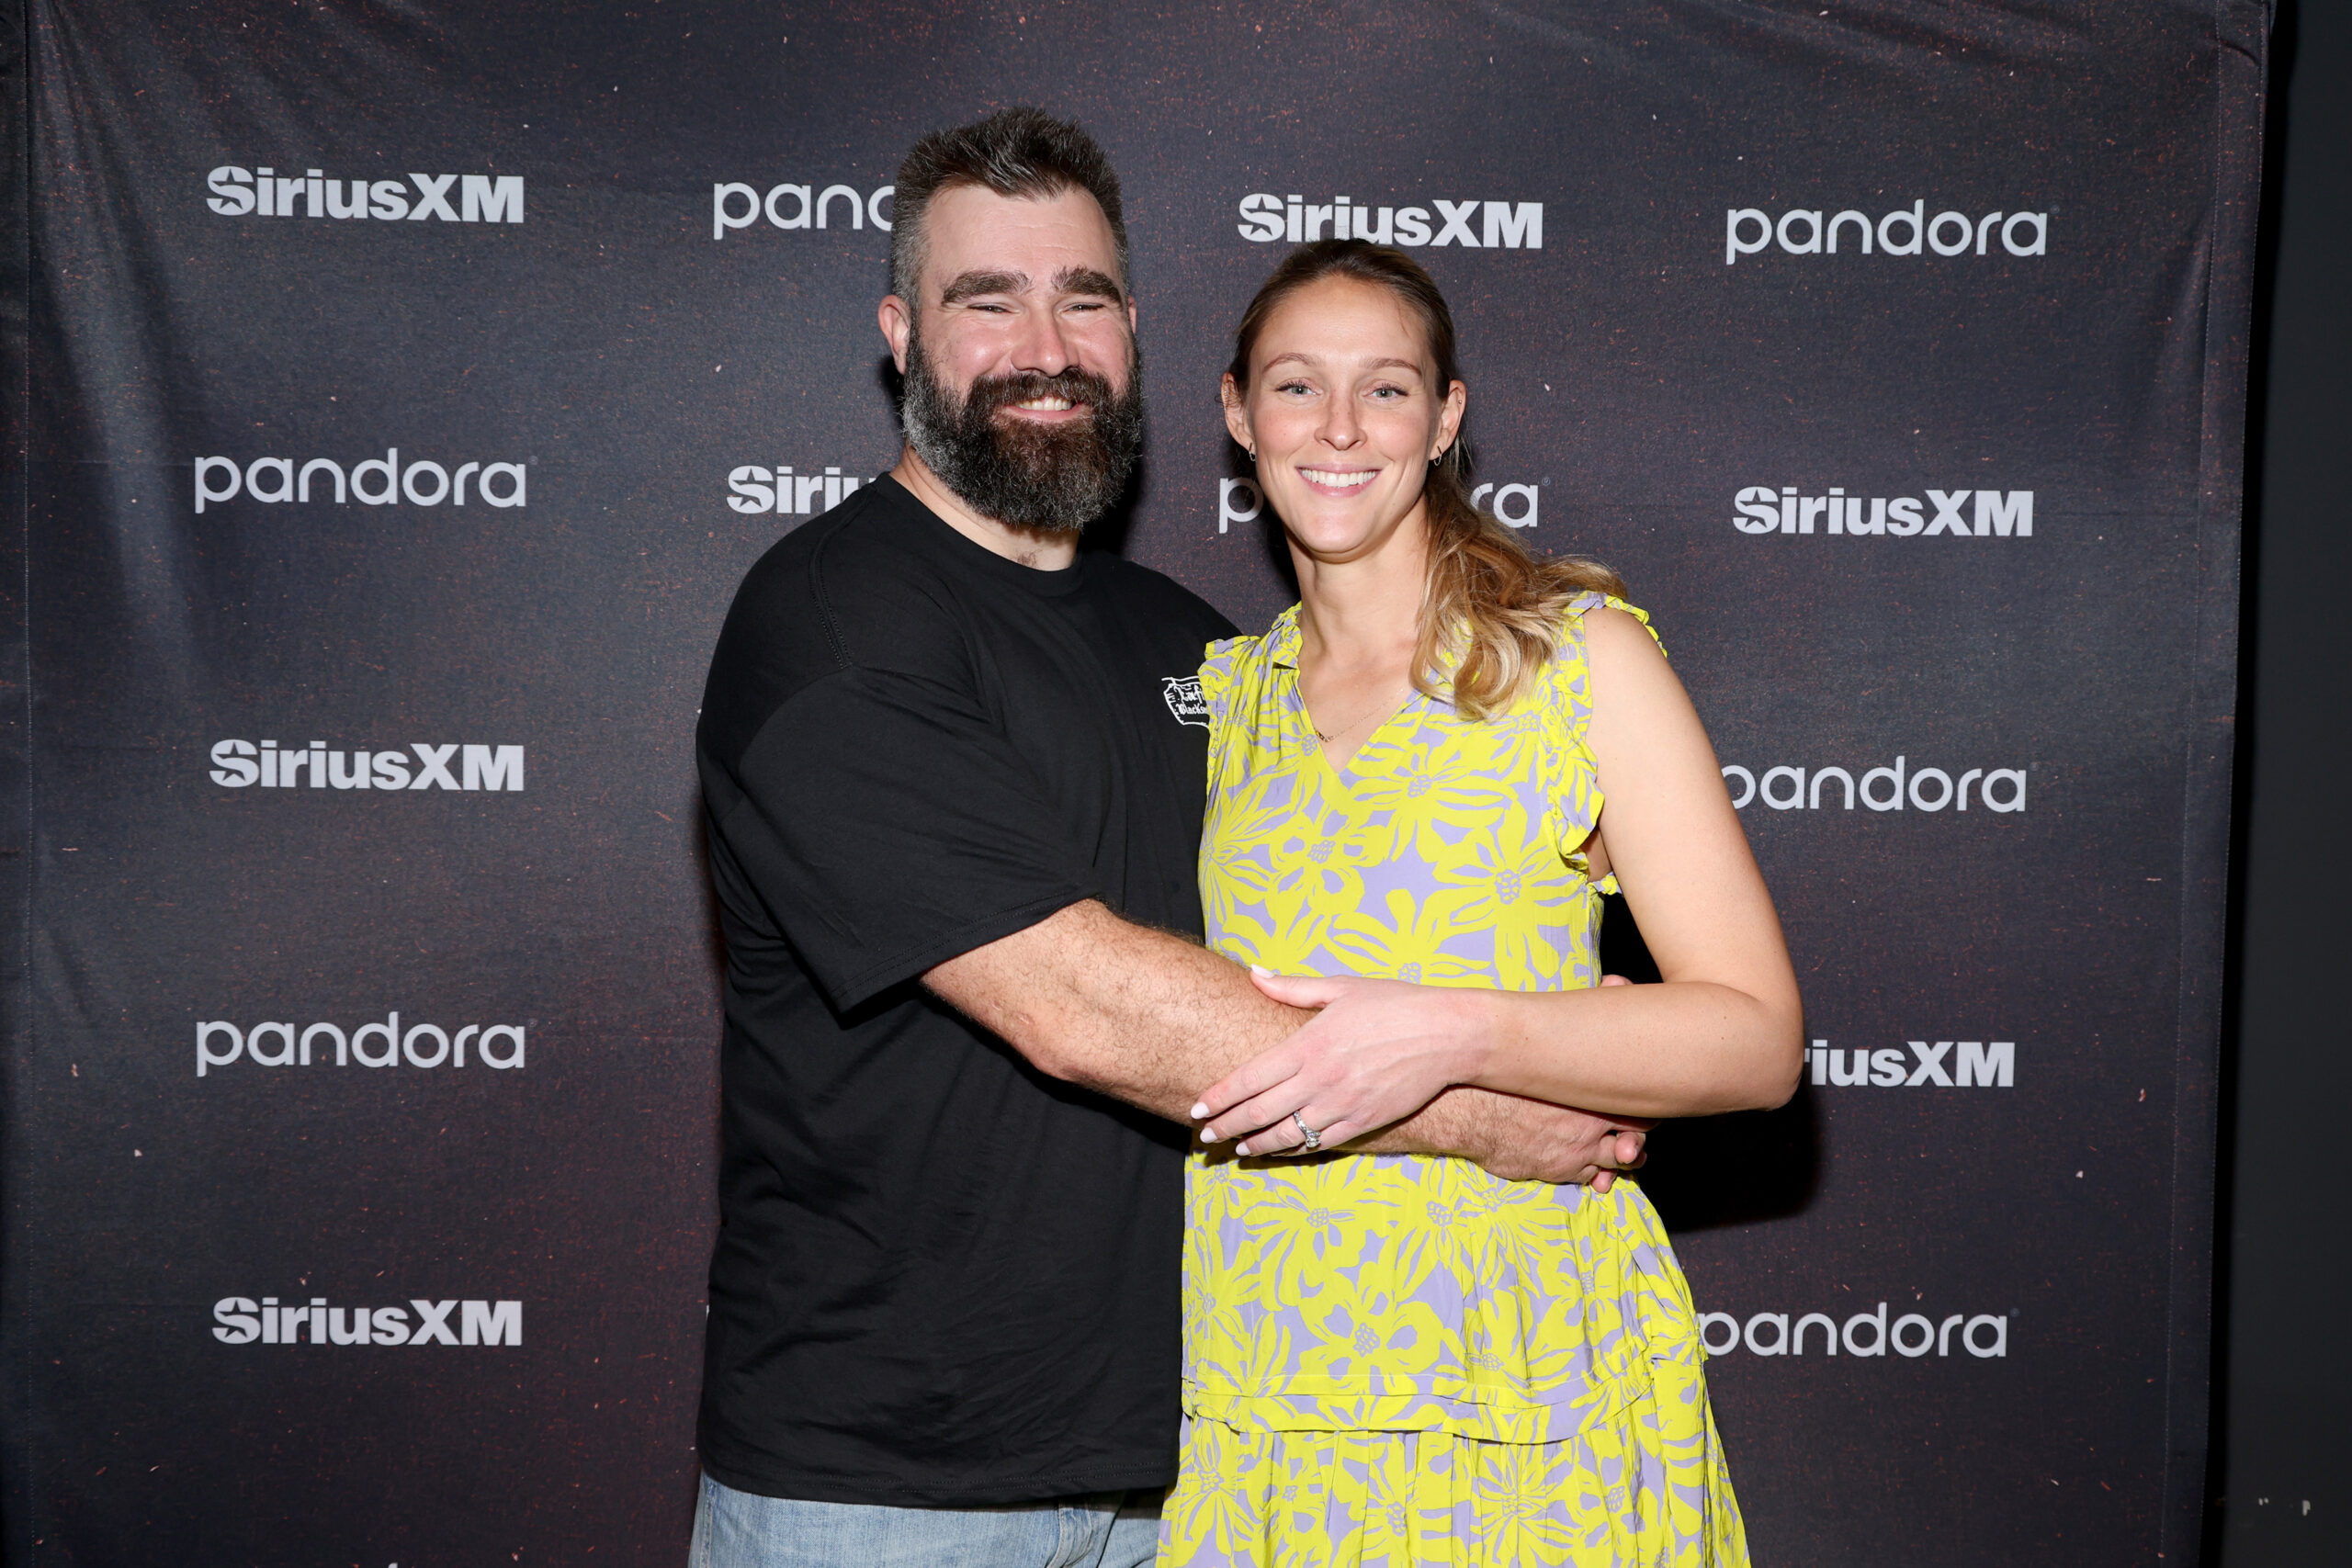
[1194, 632, 1260, 724]
[1568, 590, 1664, 657]
[1543, 592, 1661, 892]
[1549, 592, 1662, 736]
[1195, 604, 1300, 790]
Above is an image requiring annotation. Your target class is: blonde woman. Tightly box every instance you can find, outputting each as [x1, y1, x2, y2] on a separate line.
[1159, 241, 1802, 1566]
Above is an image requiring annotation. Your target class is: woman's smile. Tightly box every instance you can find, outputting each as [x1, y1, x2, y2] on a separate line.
[1296, 464, 1381, 496]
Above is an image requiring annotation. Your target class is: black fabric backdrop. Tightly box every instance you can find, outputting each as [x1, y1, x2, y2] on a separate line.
[1, 3, 2268, 1563]
[2210, 0, 2349, 1560]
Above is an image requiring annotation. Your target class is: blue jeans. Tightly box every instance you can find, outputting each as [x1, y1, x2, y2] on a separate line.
[688, 1472, 1164, 1568]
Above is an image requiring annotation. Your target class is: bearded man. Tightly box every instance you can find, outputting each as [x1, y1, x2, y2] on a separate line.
[690, 108, 1644, 1568]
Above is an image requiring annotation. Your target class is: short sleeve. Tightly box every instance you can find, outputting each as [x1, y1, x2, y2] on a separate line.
[713, 666, 1102, 1013]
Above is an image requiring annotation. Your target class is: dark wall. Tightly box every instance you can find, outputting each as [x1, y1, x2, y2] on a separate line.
[2212, 1, 2352, 1561]
[0, 4, 2269, 1563]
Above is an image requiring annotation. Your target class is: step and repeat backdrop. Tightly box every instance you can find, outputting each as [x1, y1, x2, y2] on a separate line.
[6, 1, 2266, 1562]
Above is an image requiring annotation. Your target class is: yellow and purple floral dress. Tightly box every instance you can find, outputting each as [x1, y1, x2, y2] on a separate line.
[1157, 593, 1748, 1568]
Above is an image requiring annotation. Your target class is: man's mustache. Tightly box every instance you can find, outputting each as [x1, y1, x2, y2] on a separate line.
[963, 367, 1118, 419]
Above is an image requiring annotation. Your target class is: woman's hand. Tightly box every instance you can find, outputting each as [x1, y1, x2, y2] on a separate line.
[1193, 972, 1643, 1159]
[1192, 971, 1485, 1154]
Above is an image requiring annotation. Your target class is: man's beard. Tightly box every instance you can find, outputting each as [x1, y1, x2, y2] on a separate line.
[899, 331, 1146, 535]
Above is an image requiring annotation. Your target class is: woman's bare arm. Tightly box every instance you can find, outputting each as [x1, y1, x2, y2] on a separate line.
[922, 898, 1650, 1180]
[1193, 607, 1804, 1154]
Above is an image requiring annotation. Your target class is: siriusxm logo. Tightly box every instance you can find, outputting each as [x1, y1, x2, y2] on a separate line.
[208, 740, 523, 792]
[207, 167, 522, 223]
[1724, 203, 2045, 265]
[1237, 194, 1542, 250]
[1218, 477, 1540, 535]
[1700, 1303, 2008, 1359]
[213, 1295, 521, 1346]
[726, 466, 866, 516]
[711, 181, 893, 240]
[195, 1011, 526, 1077]
[1734, 486, 2033, 538]
[1808, 1038, 2015, 1089]
[1721, 757, 2026, 814]
[192, 450, 526, 514]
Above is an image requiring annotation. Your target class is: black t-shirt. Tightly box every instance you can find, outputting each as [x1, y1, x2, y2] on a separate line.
[694, 475, 1236, 1507]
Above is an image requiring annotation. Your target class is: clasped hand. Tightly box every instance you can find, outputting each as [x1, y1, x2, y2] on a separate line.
[1192, 969, 1649, 1188]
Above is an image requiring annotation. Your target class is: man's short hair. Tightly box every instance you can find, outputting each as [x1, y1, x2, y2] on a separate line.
[889, 107, 1130, 305]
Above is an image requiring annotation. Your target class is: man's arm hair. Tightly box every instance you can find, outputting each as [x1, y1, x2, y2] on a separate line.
[923, 899, 1291, 1122]
[922, 898, 1634, 1177]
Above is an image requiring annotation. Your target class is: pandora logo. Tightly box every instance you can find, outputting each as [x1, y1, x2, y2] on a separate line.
[711, 181, 893, 240]
[1699, 1302, 2009, 1359]
[192, 450, 526, 514]
[1724, 203, 2046, 265]
[1219, 477, 1540, 534]
[194, 1010, 526, 1077]
[1720, 757, 2027, 814]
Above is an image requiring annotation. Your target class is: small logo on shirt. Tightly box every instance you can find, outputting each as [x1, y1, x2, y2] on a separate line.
[1162, 677, 1208, 728]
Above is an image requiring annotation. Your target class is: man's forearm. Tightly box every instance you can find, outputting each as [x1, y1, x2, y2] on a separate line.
[1354, 1087, 1645, 1183]
[1351, 1086, 1488, 1157]
[924, 899, 1300, 1122]
[924, 899, 1611, 1171]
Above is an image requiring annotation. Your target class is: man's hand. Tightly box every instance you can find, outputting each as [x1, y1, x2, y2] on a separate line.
[1367, 1088, 1652, 1189]
[1465, 1097, 1652, 1190]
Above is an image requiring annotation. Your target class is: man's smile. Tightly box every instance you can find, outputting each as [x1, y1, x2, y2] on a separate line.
[1001, 394, 1088, 421]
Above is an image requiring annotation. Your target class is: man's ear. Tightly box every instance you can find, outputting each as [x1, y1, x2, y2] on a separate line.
[878, 295, 913, 375]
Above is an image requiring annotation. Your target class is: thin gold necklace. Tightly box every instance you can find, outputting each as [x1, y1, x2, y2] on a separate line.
[1308, 690, 1405, 744]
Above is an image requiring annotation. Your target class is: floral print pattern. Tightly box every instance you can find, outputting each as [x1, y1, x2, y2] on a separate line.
[1159, 595, 1748, 1567]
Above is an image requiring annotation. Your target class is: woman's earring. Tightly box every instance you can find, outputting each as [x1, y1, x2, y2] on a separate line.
[1248, 446, 1258, 462]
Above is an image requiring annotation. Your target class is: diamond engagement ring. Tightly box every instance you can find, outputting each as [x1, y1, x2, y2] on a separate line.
[1293, 1111, 1322, 1152]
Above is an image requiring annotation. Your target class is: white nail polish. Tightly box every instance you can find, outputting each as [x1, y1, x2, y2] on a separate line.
[1249, 964, 1273, 976]
[1190, 1102, 1209, 1120]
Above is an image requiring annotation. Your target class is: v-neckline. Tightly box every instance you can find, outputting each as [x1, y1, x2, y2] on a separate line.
[1300, 680, 1418, 783]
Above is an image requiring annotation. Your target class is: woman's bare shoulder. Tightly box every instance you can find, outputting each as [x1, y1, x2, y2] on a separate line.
[1579, 603, 1670, 669]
